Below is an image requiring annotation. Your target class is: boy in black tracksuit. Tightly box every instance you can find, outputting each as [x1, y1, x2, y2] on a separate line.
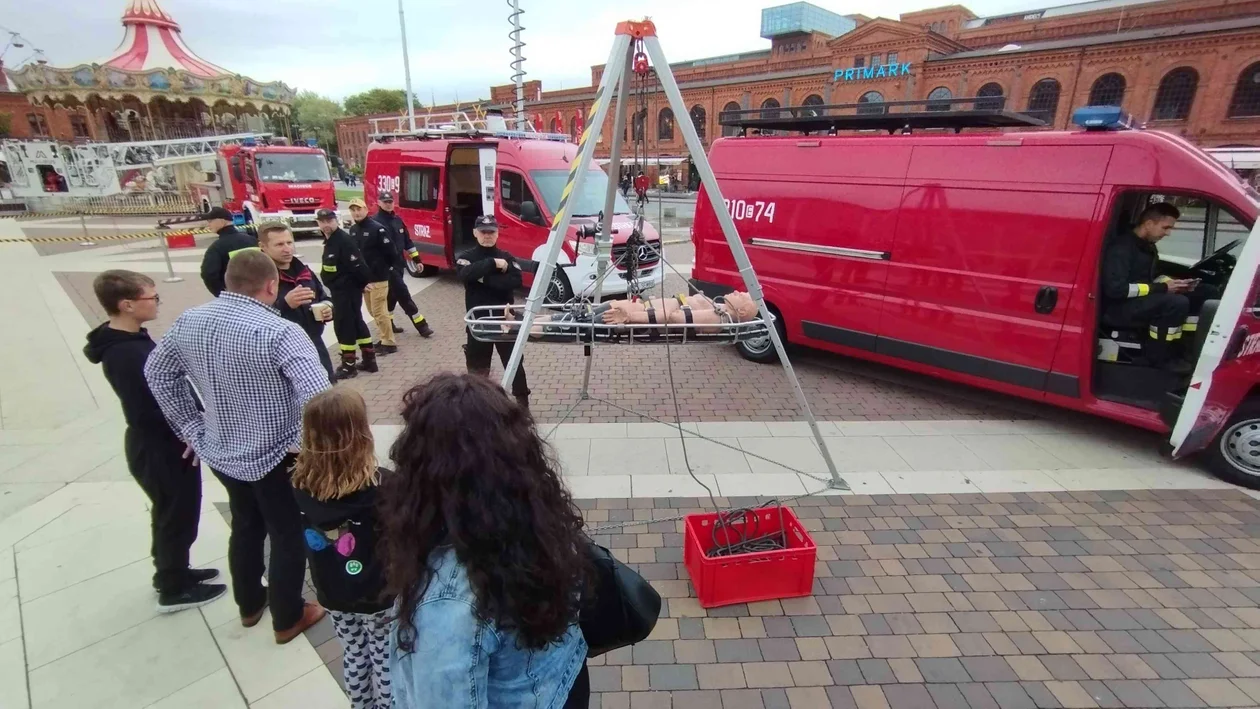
[84, 270, 227, 613]
[199, 206, 258, 297]
[456, 215, 530, 410]
[317, 209, 376, 379]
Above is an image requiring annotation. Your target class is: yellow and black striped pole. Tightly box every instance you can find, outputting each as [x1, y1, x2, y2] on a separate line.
[500, 31, 634, 391]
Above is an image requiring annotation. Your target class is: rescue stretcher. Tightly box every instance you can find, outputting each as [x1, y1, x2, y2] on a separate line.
[463, 301, 771, 345]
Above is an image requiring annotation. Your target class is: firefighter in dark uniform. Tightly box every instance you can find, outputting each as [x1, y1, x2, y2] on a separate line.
[1102, 202, 1215, 371]
[347, 198, 403, 354]
[199, 206, 258, 297]
[316, 209, 376, 379]
[373, 192, 435, 338]
[456, 215, 530, 411]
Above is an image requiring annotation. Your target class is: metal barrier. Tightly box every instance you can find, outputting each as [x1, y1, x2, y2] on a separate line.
[2, 192, 199, 219]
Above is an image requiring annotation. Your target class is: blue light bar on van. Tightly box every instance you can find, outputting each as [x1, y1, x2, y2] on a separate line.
[1072, 106, 1136, 131]
[306, 138, 318, 147]
[241, 136, 257, 146]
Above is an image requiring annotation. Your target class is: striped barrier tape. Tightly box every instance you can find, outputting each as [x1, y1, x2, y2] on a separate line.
[0, 228, 211, 244]
[3, 206, 199, 221]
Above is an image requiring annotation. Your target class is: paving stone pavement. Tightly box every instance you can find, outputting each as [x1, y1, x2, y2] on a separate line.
[295, 488, 1260, 708]
[335, 276, 1029, 426]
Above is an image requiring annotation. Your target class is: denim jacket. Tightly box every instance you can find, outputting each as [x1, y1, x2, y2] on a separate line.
[390, 546, 587, 708]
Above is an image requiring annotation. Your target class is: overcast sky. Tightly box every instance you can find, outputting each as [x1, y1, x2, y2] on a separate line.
[5, 0, 1042, 104]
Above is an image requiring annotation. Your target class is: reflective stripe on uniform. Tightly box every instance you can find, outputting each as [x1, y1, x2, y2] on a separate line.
[1167, 327, 1183, 341]
[1183, 316, 1199, 332]
[227, 247, 261, 259]
[412, 314, 426, 324]
[356, 337, 373, 345]
[1128, 283, 1151, 298]
[339, 344, 356, 352]
[322, 265, 337, 272]
[407, 248, 419, 258]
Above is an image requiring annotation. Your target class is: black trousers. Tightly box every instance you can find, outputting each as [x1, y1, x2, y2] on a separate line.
[330, 288, 371, 356]
[212, 455, 307, 631]
[562, 663, 589, 709]
[465, 327, 530, 398]
[387, 270, 421, 321]
[124, 429, 202, 594]
[1106, 293, 1191, 365]
[305, 326, 335, 382]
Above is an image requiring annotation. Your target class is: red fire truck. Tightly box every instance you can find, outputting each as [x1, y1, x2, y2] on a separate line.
[192, 137, 336, 235]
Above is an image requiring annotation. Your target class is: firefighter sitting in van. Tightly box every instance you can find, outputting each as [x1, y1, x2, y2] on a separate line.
[1101, 202, 1210, 371]
[372, 192, 435, 339]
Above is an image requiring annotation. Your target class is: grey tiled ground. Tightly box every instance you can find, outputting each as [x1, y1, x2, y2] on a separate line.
[227, 488, 1260, 708]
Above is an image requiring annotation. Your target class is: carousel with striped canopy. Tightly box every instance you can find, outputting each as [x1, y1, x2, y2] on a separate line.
[8, 0, 294, 142]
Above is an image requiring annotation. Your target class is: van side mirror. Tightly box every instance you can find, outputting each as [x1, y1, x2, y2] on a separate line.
[520, 200, 543, 226]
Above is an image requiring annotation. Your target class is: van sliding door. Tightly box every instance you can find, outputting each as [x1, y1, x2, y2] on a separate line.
[879, 144, 1110, 395]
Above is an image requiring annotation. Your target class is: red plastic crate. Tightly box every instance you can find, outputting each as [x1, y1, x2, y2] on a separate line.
[683, 506, 817, 608]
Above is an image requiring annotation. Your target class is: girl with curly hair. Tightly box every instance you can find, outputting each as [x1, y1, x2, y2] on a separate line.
[292, 388, 393, 709]
[380, 373, 593, 708]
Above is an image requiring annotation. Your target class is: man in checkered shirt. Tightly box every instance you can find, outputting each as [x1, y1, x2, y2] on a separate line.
[146, 250, 331, 644]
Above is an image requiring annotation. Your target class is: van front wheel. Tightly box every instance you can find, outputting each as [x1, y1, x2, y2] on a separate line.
[545, 269, 574, 304]
[736, 309, 783, 364]
[1204, 398, 1260, 490]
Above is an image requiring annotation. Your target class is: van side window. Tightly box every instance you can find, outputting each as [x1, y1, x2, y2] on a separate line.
[400, 167, 439, 210]
[499, 170, 537, 218]
[1139, 194, 1247, 265]
[230, 156, 243, 183]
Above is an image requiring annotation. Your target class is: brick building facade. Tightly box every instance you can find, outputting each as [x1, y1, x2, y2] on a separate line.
[336, 0, 1260, 172]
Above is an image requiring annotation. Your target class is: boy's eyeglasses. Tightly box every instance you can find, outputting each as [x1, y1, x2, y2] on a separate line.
[131, 295, 161, 304]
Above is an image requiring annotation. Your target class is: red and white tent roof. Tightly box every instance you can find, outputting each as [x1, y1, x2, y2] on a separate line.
[100, 0, 231, 79]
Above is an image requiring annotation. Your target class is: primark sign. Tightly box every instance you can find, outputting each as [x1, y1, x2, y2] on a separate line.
[833, 63, 913, 82]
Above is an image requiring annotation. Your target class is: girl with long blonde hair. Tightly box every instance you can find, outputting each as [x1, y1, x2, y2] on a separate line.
[292, 387, 392, 709]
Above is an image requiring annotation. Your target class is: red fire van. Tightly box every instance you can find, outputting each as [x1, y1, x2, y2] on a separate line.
[363, 112, 661, 298]
[691, 106, 1260, 488]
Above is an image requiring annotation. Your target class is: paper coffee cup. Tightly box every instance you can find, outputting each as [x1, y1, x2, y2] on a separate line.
[312, 302, 332, 320]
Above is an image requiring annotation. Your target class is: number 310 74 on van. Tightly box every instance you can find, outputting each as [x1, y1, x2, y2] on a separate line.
[691, 107, 1260, 488]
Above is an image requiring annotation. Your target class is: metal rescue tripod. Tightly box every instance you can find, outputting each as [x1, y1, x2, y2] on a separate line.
[497, 20, 846, 491]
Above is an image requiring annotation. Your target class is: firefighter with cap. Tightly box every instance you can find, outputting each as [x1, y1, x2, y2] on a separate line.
[317, 208, 376, 379]
[373, 191, 435, 339]
[199, 206, 257, 297]
[347, 198, 404, 354]
[1101, 202, 1218, 372]
[456, 214, 531, 411]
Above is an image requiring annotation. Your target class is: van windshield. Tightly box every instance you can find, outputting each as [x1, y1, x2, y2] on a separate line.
[256, 153, 330, 183]
[530, 169, 631, 217]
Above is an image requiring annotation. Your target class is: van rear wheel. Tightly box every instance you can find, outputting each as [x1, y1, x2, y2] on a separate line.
[1204, 398, 1260, 490]
[736, 309, 783, 364]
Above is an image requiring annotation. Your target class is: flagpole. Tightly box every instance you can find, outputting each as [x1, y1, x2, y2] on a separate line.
[398, 0, 416, 132]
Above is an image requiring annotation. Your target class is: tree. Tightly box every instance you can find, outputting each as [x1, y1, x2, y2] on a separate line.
[291, 91, 343, 154]
[344, 88, 408, 117]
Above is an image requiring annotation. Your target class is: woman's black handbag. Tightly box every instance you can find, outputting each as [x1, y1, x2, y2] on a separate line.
[580, 541, 662, 657]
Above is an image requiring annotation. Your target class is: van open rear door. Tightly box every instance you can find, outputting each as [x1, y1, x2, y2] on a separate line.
[1170, 218, 1260, 457]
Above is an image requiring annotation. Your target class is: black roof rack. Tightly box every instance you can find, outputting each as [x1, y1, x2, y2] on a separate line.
[718, 97, 1047, 135]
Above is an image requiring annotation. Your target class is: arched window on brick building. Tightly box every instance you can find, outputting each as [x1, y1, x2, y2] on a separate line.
[1088, 73, 1126, 107]
[720, 101, 741, 137]
[1228, 62, 1260, 118]
[857, 91, 886, 116]
[975, 82, 1004, 111]
[927, 86, 953, 112]
[1152, 67, 1198, 121]
[551, 116, 563, 133]
[632, 109, 646, 142]
[690, 105, 706, 142]
[800, 94, 824, 117]
[658, 108, 675, 141]
[760, 98, 781, 119]
[1027, 78, 1062, 124]
[569, 116, 578, 142]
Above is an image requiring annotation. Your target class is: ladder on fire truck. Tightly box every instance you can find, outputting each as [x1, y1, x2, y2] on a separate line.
[489, 20, 846, 490]
[107, 132, 274, 168]
[367, 110, 568, 142]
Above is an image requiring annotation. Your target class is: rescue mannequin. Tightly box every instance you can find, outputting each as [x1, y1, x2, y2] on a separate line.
[502, 291, 760, 337]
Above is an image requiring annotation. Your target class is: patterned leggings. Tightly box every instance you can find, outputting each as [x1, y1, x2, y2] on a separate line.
[330, 609, 392, 709]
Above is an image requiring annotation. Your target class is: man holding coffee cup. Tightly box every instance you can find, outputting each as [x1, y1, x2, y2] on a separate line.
[258, 222, 336, 382]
